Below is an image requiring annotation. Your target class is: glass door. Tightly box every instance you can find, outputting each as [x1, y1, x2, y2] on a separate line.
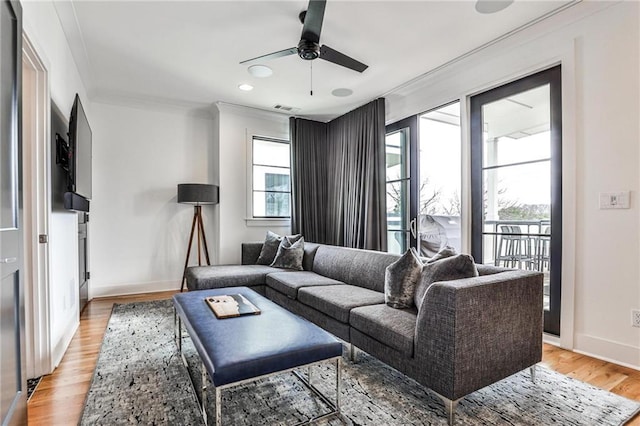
[418, 102, 462, 257]
[385, 117, 417, 254]
[471, 66, 562, 335]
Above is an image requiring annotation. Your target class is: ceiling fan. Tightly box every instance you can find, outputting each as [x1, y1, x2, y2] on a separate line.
[240, 0, 368, 73]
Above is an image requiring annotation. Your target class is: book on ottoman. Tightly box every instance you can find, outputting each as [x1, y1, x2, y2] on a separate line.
[205, 294, 261, 319]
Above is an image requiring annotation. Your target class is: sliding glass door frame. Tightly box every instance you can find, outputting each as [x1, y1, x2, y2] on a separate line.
[470, 65, 563, 335]
[385, 116, 419, 251]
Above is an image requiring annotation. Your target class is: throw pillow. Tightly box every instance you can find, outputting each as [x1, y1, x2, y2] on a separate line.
[413, 253, 479, 309]
[256, 231, 301, 265]
[384, 247, 423, 309]
[427, 245, 458, 263]
[270, 236, 305, 270]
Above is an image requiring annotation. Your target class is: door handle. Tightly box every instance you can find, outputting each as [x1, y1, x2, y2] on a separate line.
[409, 218, 417, 239]
[0, 257, 17, 264]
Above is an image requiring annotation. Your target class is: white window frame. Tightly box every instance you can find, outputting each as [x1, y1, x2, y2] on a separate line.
[245, 133, 291, 227]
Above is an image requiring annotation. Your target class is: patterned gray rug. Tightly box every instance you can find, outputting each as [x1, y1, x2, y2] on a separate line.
[80, 299, 640, 425]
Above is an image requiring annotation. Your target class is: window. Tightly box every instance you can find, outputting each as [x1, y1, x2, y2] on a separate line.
[252, 137, 291, 218]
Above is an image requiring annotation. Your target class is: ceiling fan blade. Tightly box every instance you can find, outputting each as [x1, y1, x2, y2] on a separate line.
[240, 47, 297, 65]
[319, 45, 368, 73]
[301, 0, 326, 44]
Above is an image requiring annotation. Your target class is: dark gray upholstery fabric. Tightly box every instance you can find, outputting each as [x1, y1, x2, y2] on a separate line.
[270, 236, 305, 270]
[384, 248, 423, 309]
[301, 242, 320, 271]
[256, 232, 302, 265]
[266, 272, 343, 299]
[185, 265, 288, 291]
[350, 328, 411, 372]
[350, 304, 416, 356]
[414, 270, 543, 400]
[241, 243, 263, 265]
[476, 264, 511, 276]
[243, 242, 319, 271]
[256, 231, 282, 265]
[312, 245, 400, 292]
[265, 287, 350, 341]
[427, 245, 457, 263]
[413, 254, 479, 309]
[297, 285, 385, 323]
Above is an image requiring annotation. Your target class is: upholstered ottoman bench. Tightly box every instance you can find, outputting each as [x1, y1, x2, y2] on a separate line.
[173, 286, 343, 425]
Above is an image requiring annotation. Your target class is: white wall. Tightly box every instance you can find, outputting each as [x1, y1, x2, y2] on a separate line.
[217, 103, 291, 264]
[21, 0, 90, 368]
[89, 102, 216, 297]
[385, 2, 640, 368]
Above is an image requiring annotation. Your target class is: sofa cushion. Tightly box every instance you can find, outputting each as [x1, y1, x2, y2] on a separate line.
[256, 231, 301, 265]
[413, 254, 479, 309]
[427, 245, 457, 262]
[271, 236, 305, 270]
[350, 304, 417, 356]
[186, 265, 289, 291]
[384, 248, 423, 309]
[266, 272, 344, 299]
[297, 285, 385, 323]
[312, 245, 400, 292]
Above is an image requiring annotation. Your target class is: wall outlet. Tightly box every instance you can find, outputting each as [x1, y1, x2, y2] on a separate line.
[632, 310, 640, 327]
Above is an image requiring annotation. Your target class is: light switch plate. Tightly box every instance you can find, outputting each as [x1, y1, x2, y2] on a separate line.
[599, 191, 630, 209]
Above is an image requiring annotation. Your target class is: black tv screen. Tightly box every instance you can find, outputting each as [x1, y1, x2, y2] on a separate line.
[69, 94, 92, 200]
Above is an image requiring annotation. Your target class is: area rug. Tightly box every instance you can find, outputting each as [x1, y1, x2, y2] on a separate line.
[80, 300, 640, 425]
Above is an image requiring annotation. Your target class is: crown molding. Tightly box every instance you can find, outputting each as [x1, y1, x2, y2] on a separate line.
[215, 101, 290, 123]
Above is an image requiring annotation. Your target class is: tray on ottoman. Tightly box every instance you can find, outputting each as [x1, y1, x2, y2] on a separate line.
[173, 286, 343, 425]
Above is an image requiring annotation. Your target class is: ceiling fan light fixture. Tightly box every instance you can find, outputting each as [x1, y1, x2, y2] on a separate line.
[238, 83, 254, 91]
[475, 0, 514, 14]
[248, 64, 273, 78]
[297, 39, 320, 60]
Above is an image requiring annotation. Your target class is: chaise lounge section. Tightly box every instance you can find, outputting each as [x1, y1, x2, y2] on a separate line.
[186, 242, 543, 424]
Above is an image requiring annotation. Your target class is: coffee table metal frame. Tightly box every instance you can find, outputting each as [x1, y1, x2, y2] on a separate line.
[174, 309, 341, 426]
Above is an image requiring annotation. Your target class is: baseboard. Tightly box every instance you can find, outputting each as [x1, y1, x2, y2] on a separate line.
[574, 333, 640, 371]
[51, 318, 78, 368]
[90, 280, 180, 299]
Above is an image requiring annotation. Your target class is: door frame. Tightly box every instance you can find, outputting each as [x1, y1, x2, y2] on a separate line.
[22, 32, 53, 377]
[385, 116, 418, 251]
[470, 65, 562, 335]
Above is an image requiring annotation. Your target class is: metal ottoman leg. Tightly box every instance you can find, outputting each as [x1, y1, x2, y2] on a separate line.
[202, 362, 208, 425]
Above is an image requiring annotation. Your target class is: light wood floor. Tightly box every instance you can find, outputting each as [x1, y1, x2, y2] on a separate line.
[27, 291, 640, 425]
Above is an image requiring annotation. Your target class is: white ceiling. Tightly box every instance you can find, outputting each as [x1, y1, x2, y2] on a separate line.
[55, 0, 575, 121]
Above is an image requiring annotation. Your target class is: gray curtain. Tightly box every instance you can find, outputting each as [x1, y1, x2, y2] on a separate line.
[290, 98, 387, 251]
[290, 118, 329, 244]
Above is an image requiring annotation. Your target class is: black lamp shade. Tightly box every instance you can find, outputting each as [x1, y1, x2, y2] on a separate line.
[177, 184, 219, 205]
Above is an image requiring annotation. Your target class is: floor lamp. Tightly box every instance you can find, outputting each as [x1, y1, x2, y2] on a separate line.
[178, 183, 219, 292]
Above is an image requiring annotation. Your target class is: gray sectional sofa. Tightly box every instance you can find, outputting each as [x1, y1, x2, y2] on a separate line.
[186, 241, 544, 425]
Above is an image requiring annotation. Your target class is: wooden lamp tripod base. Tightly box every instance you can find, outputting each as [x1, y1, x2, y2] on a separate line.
[181, 205, 210, 292]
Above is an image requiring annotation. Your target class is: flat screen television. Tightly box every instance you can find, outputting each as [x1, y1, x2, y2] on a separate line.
[69, 94, 92, 201]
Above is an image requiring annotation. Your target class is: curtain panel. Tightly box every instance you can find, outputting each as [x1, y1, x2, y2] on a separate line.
[289, 117, 329, 244]
[289, 98, 386, 251]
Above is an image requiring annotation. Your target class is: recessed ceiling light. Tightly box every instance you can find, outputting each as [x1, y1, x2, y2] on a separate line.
[248, 65, 273, 78]
[238, 84, 254, 91]
[475, 0, 513, 14]
[331, 88, 353, 97]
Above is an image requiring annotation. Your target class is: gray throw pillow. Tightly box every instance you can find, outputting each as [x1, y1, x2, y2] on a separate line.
[384, 248, 423, 309]
[270, 236, 305, 270]
[427, 245, 457, 263]
[414, 254, 479, 309]
[256, 231, 301, 265]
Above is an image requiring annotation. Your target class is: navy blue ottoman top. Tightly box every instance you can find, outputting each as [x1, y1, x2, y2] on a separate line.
[173, 286, 342, 387]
